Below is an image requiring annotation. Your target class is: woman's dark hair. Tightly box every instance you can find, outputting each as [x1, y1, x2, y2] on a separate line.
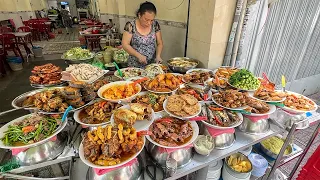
[61, 5, 66, 9]
[136, 1, 157, 17]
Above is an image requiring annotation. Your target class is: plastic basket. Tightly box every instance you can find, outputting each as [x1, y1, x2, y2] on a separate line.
[32, 47, 43, 57]
[8, 62, 23, 71]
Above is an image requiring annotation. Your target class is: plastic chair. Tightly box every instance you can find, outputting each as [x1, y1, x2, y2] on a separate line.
[297, 145, 320, 180]
[0, 27, 12, 33]
[2, 34, 24, 62]
[0, 35, 6, 75]
[17, 26, 33, 46]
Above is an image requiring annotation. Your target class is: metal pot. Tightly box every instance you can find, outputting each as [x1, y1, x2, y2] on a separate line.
[167, 57, 198, 74]
[15, 131, 68, 166]
[86, 155, 143, 180]
[203, 128, 235, 149]
[147, 143, 193, 168]
[260, 143, 293, 159]
[238, 117, 270, 135]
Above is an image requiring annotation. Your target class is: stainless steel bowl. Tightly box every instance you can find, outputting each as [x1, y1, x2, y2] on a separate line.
[147, 143, 193, 168]
[15, 131, 68, 166]
[260, 143, 293, 159]
[238, 116, 270, 135]
[167, 57, 199, 73]
[86, 155, 143, 180]
[203, 127, 235, 149]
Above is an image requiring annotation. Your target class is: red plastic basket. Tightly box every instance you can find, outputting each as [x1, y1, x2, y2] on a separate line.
[297, 145, 320, 180]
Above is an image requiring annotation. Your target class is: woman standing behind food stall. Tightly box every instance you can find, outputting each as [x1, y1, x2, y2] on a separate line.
[122, 1, 164, 68]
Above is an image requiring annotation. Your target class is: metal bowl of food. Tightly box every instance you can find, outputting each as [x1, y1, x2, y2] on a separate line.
[203, 126, 235, 149]
[147, 143, 193, 168]
[167, 57, 199, 73]
[15, 131, 68, 166]
[238, 116, 270, 135]
[260, 139, 293, 159]
[62, 53, 95, 65]
[86, 155, 143, 180]
[223, 152, 252, 179]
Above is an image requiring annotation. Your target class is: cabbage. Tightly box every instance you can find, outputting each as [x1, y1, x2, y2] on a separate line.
[63, 47, 93, 60]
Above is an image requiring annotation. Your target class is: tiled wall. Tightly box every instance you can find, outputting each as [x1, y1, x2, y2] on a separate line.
[100, 13, 187, 61]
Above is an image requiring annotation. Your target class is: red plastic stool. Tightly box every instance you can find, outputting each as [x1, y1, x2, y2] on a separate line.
[297, 145, 320, 180]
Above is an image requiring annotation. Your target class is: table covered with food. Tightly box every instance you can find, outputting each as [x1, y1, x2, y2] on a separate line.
[0, 55, 319, 180]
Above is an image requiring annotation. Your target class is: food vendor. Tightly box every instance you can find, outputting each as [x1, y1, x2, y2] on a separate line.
[122, 1, 164, 68]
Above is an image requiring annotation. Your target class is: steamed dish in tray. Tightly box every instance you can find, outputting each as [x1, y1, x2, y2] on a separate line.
[145, 64, 164, 78]
[284, 93, 316, 111]
[144, 73, 183, 92]
[83, 125, 144, 166]
[114, 68, 146, 79]
[149, 118, 193, 147]
[78, 101, 122, 124]
[183, 71, 213, 84]
[168, 59, 197, 68]
[261, 136, 291, 155]
[1, 114, 61, 146]
[165, 94, 200, 117]
[213, 90, 248, 109]
[64, 64, 104, 82]
[204, 104, 241, 127]
[132, 93, 167, 112]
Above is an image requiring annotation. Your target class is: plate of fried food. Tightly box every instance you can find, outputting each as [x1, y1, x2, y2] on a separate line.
[183, 70, 213, 84]
[13, 83, 96, 114]
[110, 103, 155, 131]
[79, 125, 145, 169]
[164, 94, 201, 119]
[132, 92, 167, 113]
[29, 63, 65, 88]
[146, 117, 199, 148]
[201, 103, 243, 129]
[213, 66, 239, 79]
[73, 100, 122, 127]
[245, 98, 276, 116]
[143, 73, 183, 93]
[204, 78, 228, 91]
[175, 84, 212, 102]
[282, 91, 317, 114]
[212, 90, 248, 110]
[98, 81, 141, 103]
[249, 88, 286, 103]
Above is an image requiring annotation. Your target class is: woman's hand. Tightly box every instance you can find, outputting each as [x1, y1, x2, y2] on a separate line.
[138, 54, 147, 64]
[156, 56, 163, 64]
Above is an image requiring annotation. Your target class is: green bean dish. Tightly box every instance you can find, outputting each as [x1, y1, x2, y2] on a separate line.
[1, 114, 61, 146]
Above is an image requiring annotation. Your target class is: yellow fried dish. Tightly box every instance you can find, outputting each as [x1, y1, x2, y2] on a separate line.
[168, 59, 197, 68]
[261, 136, 291, 155]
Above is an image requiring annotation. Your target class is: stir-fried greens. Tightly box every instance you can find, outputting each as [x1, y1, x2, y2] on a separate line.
[63, 47, 93, 60]
[2, 114, 61, 146]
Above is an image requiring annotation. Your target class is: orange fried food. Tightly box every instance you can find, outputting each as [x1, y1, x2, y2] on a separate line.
[102, 83, 140, 100]
[145, 73, 182, 92]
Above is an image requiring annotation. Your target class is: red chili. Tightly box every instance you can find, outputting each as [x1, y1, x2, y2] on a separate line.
[214, 115, 224, 125]
[156, 118, 173, 123]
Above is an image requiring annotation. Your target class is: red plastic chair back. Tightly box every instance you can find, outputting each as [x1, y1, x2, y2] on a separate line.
[18, 26, 31, 32]
[0, 27, 12, 33]
[0, 35, 4, 56]
[297, 144, 320, 180]
[2, 34, 18, 49]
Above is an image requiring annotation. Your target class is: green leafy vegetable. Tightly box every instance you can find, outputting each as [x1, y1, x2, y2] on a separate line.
[63, 47, 93, 60]
[229, 69, 260, 90]
[113, 49, 129, 63]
